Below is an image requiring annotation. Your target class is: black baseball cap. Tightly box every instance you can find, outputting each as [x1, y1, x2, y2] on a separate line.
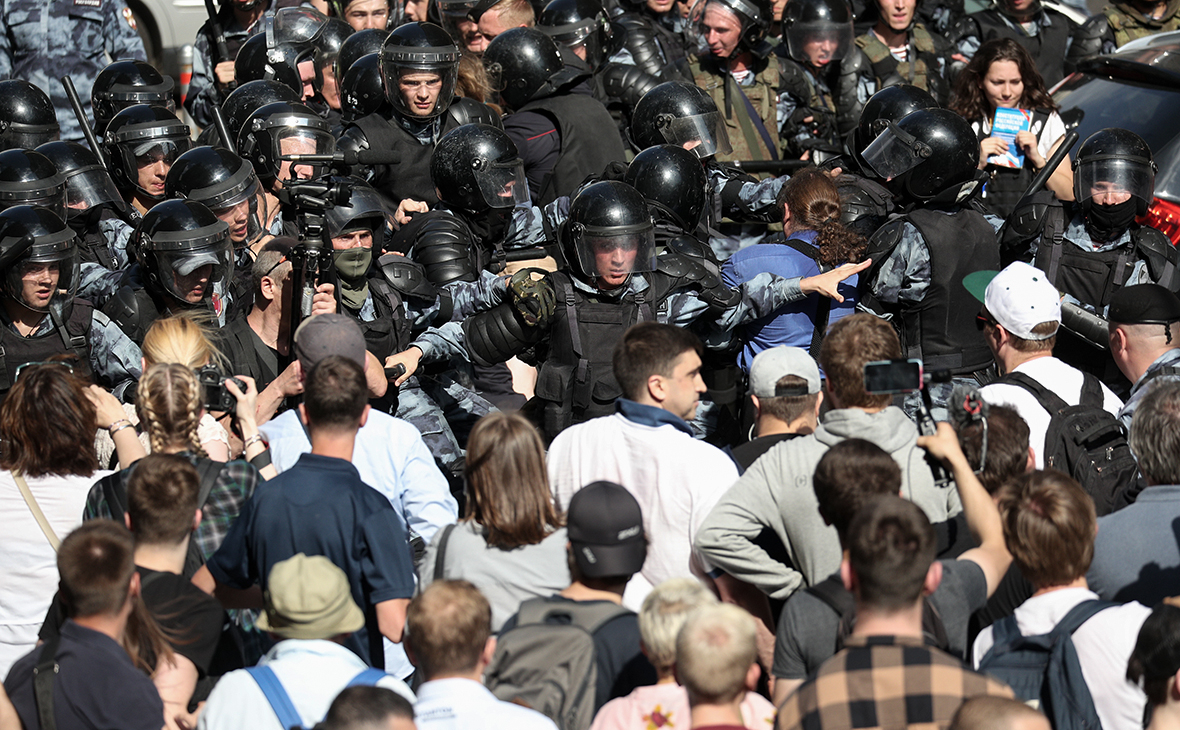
[1109, 284, 1180, 326]
[567, 481, 647, 579]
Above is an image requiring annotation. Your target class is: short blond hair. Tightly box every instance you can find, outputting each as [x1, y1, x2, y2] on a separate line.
[676, 604, 757, 705]
[638, 578, 717, 671]
[142, 314, 225, 369]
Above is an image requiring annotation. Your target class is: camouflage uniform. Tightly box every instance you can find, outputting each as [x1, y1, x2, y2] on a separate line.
[76, 216, 134, 307]
[854, 24, 950, 104]
[0, 0, 145, 142]
[1069, 0, 1180, 67]
[185, 6, 252, 130]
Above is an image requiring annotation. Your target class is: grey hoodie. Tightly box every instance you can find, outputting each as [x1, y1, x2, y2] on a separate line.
[694, 406, 963, 600]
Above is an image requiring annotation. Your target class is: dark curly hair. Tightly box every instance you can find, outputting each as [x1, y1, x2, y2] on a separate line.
[777, 167, 866, 267]
[949, 38, 1058, 124]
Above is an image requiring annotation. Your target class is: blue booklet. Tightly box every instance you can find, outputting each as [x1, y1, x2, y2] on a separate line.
[989, 107, 1032, 169]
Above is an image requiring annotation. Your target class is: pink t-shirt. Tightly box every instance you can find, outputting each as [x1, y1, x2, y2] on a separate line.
[589, 683, 775, 730]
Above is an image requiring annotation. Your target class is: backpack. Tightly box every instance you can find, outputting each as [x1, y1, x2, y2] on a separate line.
[997, 371, 1139, 516]
[805, 575, 951, 655]
[484, 598, 631, 730]
[976, 599, 1117, 730]
[246, 665, 390, 730]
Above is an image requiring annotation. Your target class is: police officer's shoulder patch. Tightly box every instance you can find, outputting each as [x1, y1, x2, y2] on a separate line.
[74, 0, 102, 7]
[122, 6, 138, 29]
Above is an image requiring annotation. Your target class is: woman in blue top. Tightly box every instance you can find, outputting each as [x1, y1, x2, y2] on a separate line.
[721, 168, 867, 371]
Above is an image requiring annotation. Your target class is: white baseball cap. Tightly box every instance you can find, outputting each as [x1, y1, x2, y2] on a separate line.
[963, 262, 1061, 340]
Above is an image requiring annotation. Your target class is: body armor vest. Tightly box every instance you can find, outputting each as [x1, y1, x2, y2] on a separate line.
[969, 8, 1073, 86]
[1104, 2, 1180, 47]
[343, 278, 412, 362]
[0, 299, 94, 400]
[901, 207, 999, 373]
[516, 93, 628, 205]
[692, 56, 784, 165]
[855, 24, 948, 103]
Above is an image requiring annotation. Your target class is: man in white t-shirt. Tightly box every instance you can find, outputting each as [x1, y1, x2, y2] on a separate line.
[969, 262, 1122, 469]
[973, 470, 1149, 730]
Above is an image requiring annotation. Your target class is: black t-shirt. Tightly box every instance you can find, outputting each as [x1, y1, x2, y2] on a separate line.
[731, 433, 802, 471]
[40, 567, 226, 676]
[500, 596, 658, 710]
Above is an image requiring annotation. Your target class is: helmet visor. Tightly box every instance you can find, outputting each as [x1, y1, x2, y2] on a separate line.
[155, 243, 235, 305]
[63, 166, 124, 213]
[786, 20, 853, 65]
[211, 184, 265, 248]
[575, 226, 657, 280]
[0, 185, 67, 223]
[861, 121, 932, 180]
[274, 126, 336, 182]
[661, 111, 732, 158]
[5, 230, 79, 313]
[0, 126, 60, 151]
[477, 159, 531, 209]
[1076, 156, 1155, 206]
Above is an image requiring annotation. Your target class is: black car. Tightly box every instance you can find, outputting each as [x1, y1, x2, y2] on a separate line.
[1054, 31, 1180, 244]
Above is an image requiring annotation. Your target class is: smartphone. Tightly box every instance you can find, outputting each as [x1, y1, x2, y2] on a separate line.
[864, 359, 924, 394]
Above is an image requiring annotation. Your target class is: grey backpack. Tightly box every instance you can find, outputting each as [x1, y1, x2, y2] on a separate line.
[485, 598, 630, 730]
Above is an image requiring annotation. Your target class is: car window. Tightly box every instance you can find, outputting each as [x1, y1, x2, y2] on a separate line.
[1055, 74, 1180, 156]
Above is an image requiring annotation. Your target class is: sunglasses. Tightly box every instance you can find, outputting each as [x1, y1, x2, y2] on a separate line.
[975, 313, 998, 331]
[14, 361, 74, 381]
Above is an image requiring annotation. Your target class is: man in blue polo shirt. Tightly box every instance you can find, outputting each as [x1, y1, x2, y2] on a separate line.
[195, 355, 417, 669]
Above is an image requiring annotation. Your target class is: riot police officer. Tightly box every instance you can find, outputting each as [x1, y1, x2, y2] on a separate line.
[102, 105, 193, 215]
[1004, 128, 1180, 377]
[952, 0, 1078, 87]
[1069, 0, 1180, 64]
[338, 22, 501, 208]
[196, 78, 301, 148]
[0, 149, 67, 221]
[483, 27, 626, 204]
[0, 80, 59, 152]
[853, 0, 951, 104]
[609, 0, 694, 85]
[91, 60, 176, 135]
[857, 107, 1000, 417]
[0, 205, 142, 401]
[166, 145, 270, 256]
[777, 0, 876, 161]
[104, 200, 237, 344]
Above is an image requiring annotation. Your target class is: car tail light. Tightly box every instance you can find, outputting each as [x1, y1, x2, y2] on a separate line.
[1139, 197, 1180, 245]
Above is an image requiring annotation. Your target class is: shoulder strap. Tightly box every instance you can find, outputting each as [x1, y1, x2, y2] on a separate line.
[1052, 599, 1118, 637]
[346, 668, 389, 688]
[246, 665, 305, 730]
[432, 523, 457, 582]
[33, 633, 61, 730]
[1031, 109, 1052, 142]
[804, 577, 855, 618]
[14, 472, 61, 551]
[194, 458, 221, 508]
[728, 75, 779, 162]
[1077, 372, 1104, 409]
[998, 371, 1071, 415]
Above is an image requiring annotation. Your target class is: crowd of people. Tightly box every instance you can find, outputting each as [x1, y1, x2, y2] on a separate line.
[3, 0, 1180, 725]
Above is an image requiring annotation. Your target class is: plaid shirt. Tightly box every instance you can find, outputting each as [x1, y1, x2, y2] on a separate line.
[777, 635, 1013, 730]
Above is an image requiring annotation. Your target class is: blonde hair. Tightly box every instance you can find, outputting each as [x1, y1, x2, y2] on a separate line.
[136, 363, 206, 457]
[676, 604, 757, 705]
[142, 314, 225, 370]
[638, 578, 717, 671]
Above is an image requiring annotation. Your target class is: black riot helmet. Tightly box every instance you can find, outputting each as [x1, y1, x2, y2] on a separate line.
[538, 0, 621, 70]
[0, 205, 81, 319]
[484, 27, 582, 111]
[630, 82, 732, 158]
[336, 28, 390, 81]
[624, 145, 708, 232]
[102, 104, 192, 203]
[325, 176, 395, 241]
[35, 141, 125, 219]
[0, 81, 59, 151]
[235, 35, 309, 98]
[268, 6, 331, 51]
[91, 61, 176, 134]
[166, 146, 266, 248]
[0, 149, 68, 222]
[853, 84, 938, 163]
[318, 17, 355, 74]
[780, 0, 854, 66]
[381, 22, 461, 120]
[238, 101, 336, 189]
[562, 181, 657, 284]
[1074, 128, 1157, 217]
[221, 80, 302, 145]
[340, 54, 387, 122]
[134, 199, 234, 308]
[704, 0, 774, 54]
[860, 108, 980, 202]
[431, 123, 530, 214]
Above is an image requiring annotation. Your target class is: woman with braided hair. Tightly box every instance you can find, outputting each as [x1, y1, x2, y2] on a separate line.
[721, 167, 868, 371]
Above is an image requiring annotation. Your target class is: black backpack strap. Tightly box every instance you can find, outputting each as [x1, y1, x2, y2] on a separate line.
[33, 633, 62, 730]
[432, 523, 457, 582]
[998, 371, 1071, 415]
[1077, 372, 1104, 409]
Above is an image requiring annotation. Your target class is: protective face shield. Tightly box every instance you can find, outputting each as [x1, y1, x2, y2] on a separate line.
[274, 125, 336, 183]
[475, 157, 531, 209]
[785, 16, 853, 65]
[61, 165, 124, 217]
[570, 222, 657, 282]
[1075, 156, 1156, 210]
[381, 49, 459, 119]
[860, 120, 932, 180]
[656, 110, 732, 158]
[432, 0, 480, 48]
[3, 223, 79, 314]
[107, 115, 193, 201]
[0, 176, 67, 223]
[0, 125, 59, 152]
[145, 234, 235, 305]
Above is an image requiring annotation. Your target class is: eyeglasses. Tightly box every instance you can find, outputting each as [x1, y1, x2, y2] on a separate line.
[975, 313, 998, 331]
[14, 361, 74, 381]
